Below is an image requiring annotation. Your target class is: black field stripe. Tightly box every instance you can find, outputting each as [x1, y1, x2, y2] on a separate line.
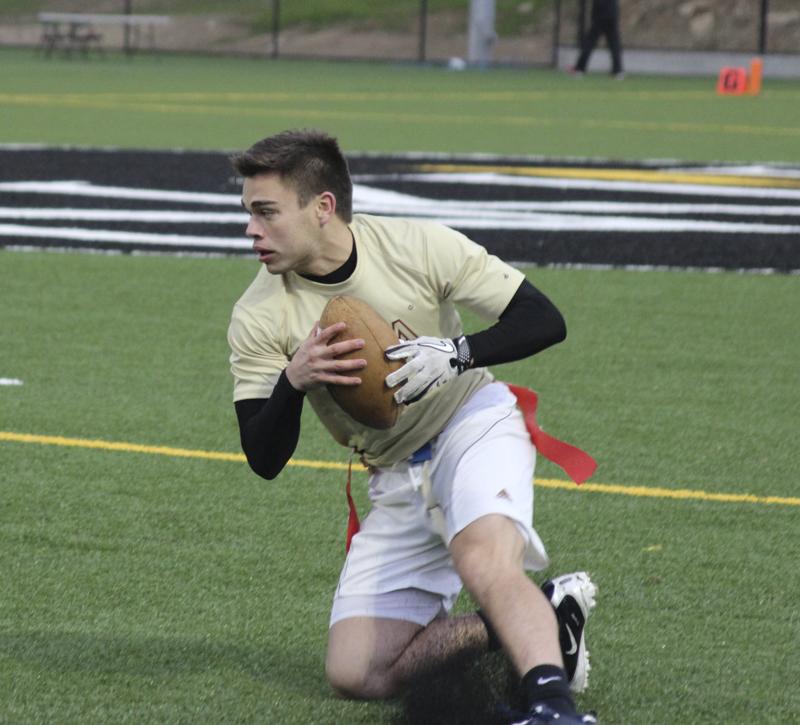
[1, 147, 798, 271]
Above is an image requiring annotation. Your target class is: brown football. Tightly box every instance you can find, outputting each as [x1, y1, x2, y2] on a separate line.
[319, 296, 402, 429]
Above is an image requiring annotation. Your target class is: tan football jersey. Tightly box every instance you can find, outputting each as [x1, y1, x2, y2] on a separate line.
[228, 213, 525, 467]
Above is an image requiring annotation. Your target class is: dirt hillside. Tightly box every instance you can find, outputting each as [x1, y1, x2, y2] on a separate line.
[2, 1, 798, 59]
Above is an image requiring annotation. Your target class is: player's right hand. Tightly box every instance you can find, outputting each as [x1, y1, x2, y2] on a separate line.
[285, 322, 367, 392]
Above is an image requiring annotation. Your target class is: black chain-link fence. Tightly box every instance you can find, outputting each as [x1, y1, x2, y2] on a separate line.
[2, 1, 797, 64]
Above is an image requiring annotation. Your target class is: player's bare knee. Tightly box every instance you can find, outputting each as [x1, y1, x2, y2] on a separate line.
[325, 658, 397, 700]
[325, 657, 364, 699]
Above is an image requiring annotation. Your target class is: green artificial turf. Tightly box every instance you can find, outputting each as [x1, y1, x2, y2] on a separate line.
[1, 250, 798, 723]
[1, 48, 798, 162]
[1, 40, 799, 725]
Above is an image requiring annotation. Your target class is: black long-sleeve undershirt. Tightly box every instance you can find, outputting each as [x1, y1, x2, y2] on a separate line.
[235, 371, 305, 480]
[234, 278, 566, 480]
[467, 279, 566, 367]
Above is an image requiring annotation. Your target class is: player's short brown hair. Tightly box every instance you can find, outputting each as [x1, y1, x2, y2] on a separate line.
[231, 129, 353, 223]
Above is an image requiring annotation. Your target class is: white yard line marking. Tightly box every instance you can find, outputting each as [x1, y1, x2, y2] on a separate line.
[0, 378, 24, 386]
[358, 198, 800, 217]
[677, 165, 800, 180]
[0, 224, 249, 248]
[0, 181, 239, 206]
[355, 173, 800, 200]
[0, 208, 247, 223]
[414, 216, 800, 233]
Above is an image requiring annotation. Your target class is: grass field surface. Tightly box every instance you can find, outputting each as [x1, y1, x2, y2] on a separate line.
[2, 253, 798, 723]
[1, 48, 799, 162]
[1, 49, 799, 724]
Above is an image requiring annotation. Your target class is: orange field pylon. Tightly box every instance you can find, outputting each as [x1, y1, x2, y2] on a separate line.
[746, 57, 763, 95]
[717, 58, 763, 97]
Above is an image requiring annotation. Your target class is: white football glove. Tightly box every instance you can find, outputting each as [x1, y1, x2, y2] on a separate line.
[385, 335, 473, 404]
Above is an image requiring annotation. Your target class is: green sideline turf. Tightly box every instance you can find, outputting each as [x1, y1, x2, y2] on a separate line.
[1, 250, 798, 723]
[1, 48, 799, 162]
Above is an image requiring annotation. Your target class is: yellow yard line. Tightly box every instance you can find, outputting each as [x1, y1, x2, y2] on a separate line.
[2, 430, 798, 508]
[533, 478, 800, 507]
[0, 430, 346, 471]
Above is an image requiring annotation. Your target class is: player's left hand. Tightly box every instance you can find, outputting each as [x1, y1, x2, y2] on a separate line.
[384, 336, 472, 404]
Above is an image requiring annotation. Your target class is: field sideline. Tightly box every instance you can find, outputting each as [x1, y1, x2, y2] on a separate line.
[1, 49, 799, 724]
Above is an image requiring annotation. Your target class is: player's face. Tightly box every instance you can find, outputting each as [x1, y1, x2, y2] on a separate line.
[242, 173, 322, 275]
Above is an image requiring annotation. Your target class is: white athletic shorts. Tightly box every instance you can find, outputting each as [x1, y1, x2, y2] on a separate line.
[329, 382, 550, 627]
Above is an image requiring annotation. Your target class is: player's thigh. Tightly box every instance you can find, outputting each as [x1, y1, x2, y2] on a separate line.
[431, 392, 549, 571]
[325, 615, 422, 698]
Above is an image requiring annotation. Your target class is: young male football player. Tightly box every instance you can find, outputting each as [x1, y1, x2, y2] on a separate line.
[227, 129, 598, 725]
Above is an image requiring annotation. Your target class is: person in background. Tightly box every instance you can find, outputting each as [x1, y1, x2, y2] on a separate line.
[571, 0, 624, 79]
